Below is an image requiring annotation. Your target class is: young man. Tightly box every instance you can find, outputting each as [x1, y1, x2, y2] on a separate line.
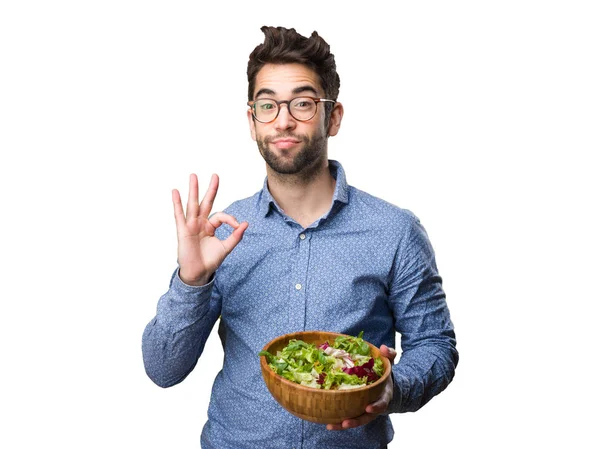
[143, 26, 458, 449]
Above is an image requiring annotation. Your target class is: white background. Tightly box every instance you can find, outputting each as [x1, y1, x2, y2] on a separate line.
[1, 1, 599, 448]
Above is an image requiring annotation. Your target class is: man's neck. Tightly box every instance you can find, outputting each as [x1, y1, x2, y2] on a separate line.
[266, 160, 336, 229]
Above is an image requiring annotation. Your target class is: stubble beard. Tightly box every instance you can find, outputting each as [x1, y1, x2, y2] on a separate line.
[257, 131, 328, 183]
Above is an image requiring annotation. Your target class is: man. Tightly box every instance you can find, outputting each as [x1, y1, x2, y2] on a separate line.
[143, 26, 458, 449]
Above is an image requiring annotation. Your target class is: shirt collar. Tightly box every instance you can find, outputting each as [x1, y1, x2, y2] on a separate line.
[257, 159, 350, 218]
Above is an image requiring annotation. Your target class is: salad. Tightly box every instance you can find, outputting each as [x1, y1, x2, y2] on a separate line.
[259, 332, 384, 390]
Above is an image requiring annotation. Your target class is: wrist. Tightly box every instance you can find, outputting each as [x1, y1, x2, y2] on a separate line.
[178, 269, 213, 286]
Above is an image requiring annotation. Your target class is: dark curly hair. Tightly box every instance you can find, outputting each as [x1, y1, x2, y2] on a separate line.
[247, 26, 340, 122]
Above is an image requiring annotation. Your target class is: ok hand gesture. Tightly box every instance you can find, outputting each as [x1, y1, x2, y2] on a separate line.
[172, 174, 248, 286]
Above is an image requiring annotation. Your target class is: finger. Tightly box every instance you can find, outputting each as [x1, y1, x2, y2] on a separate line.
[172, 189, 185, 229]
[380, 344, 397, 361]
[207, 211, 239, 228]
[365, 375, 393, 414]
[365, 395, 389, 414]
[199, 174, 219, 218]
[327, 413, 377, 431]
[346, 412, 378, 428]
[326, 412, 378, 431]
[186, 174, 200, 220]
[220, 221, 248, 255]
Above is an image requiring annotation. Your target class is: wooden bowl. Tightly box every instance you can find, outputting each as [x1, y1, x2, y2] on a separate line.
[259, 330, 391, 424]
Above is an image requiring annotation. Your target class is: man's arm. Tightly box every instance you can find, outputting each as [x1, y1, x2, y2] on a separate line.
[327, 214, 457, 431]
[142, 268, 221, 388]
[142, 173, 247, 387]
[386, 215, 458, 413]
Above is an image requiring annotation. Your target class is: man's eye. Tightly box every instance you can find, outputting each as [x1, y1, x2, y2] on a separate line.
[294, 101, 312, 109]
[259, 103, 275, 110]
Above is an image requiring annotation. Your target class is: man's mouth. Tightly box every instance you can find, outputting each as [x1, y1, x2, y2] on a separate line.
[271, 138, 301, 150]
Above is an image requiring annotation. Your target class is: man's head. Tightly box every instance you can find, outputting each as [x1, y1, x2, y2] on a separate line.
[247, 26, 343, 179]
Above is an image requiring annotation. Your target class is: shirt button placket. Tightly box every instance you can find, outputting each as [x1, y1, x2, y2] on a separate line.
[290, 231, 310, 331]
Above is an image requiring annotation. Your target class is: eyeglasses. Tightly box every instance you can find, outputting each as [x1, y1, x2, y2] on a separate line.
[247, 96, 336, 123]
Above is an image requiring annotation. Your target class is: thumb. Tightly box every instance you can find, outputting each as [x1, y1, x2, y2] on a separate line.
[380, 345, 397, 362]
[221, 221, 249, 255]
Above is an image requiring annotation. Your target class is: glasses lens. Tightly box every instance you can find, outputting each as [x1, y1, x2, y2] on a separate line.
[290, 97, 317, 121]
[254, 99, 278, 122]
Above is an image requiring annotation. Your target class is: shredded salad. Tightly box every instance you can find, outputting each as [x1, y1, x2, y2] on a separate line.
[259, 332, 384, 390]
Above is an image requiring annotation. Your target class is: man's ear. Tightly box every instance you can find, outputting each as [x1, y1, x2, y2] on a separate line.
[327, 102, 344, 137]
[247, 108, 257, 141]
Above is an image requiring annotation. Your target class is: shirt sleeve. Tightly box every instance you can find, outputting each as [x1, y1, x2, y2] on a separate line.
[142, 267, 222, 388]
[386, 215, 459, 413]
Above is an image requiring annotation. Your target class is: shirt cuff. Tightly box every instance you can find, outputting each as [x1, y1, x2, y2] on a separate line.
[386, 368, 407, 414]
[173, 268, 215, 294]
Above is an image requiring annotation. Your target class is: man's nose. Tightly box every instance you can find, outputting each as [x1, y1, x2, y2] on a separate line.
[274, 103, 296, 131]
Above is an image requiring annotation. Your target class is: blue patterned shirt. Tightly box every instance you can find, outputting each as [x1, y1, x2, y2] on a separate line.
[142, 160, 458, 449]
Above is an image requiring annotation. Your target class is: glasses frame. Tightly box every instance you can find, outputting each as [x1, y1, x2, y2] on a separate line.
[247, 96, 336, 123]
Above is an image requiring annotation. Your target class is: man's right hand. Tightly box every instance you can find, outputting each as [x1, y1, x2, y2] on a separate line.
[172, 173, 248, 286]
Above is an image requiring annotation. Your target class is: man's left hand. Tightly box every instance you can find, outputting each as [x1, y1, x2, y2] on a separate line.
[326, 345, 397, 431]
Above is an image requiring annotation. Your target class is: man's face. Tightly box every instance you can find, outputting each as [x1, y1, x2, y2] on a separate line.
[248, 63, 341, 178]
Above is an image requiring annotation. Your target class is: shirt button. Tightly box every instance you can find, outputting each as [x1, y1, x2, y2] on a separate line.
[295, 283, 302, 290]
[299, 233, 306, 240]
